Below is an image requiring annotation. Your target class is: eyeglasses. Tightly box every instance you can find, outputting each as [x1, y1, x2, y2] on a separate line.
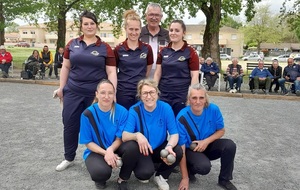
[147, 13, 162, 18]
[141, 90, 157, 97]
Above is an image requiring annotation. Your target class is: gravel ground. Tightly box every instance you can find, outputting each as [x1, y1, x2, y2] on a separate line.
[0, 82, 299, 190]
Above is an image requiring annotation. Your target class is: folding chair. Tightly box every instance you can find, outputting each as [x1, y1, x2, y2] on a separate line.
[200, 72, 221, 91]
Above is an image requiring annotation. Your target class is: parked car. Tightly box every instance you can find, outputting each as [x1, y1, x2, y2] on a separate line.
[15, 42, 30, 47]
[272, 54, 290, 62]
[290, 53, 300, 58]
[220, 54, 231, 60]
[242, 54, 262, 61]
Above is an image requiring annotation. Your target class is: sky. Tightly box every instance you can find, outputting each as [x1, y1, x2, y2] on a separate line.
[13, 0, 293, 26]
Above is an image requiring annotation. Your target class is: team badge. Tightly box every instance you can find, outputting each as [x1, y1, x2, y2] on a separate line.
[74, 45, 80, 48]
[140, 53, 147, 59]
[91, 51, 99, 56]
[123, 54, 129, 57]
[178, 56, 186, 61]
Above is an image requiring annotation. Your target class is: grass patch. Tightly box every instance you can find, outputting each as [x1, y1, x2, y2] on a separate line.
[7, 47, 56, 70]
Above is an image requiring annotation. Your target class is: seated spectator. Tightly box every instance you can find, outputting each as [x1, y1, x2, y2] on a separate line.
[279, 58, 300, 96]
[249, 60, 273, 95]
[268, 59, 282, 93]
[26, 50, 43, 77]
[200, 57, 220, 91]
[0, 45, 13, 78]
[198, 57, 205, 82]
[177, 83, 237, 190]
[54, 47, 64, 80]
[39, 45, 53, 79]
[122, 79, 183, 190]
[79, 79, 129, 189]
[225, 58, 244, 93]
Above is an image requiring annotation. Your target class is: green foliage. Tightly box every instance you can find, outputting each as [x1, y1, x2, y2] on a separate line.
[280, 0, 300, 40]
[221, 16, 242, 29]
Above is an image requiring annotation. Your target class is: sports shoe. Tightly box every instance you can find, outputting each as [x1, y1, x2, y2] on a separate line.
[138, 179, 149, 183]
[154, 175, 169, 190]
[218, 180, 237, 190]
[229, 89, 233, 93]
[55, 160, 74, 171]
[265, 90, 270, 95]
[95, 181, 106, 189]
[232, 89, 237, 93]
[296, 90, 300, 96]
[117, 180, 128, 190]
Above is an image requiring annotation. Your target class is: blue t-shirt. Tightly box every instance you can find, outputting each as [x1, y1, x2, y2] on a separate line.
[64, 35, 116, 97]
[177, 103, 224, 148]
[79, 103, 128, 160]
[123, 100, 178, 150]
[114, 39, 153, 94]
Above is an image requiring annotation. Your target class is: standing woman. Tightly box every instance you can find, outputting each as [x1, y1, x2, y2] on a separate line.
[154, 20, 199, 117]
[55, 10, 117, 171]
[80, 79, 133, 190]
[114, 9, 153, 110]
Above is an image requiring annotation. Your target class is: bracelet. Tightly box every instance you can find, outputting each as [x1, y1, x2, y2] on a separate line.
[165, 144, 173, 148]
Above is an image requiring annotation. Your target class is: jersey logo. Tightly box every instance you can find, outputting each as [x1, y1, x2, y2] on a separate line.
[178, 56, 186, 61]
[91, 51, 99, 56]
[140, 53, 147, 59]
[163, 55, 169, 58]
[122, 54, 129, 57]
[74, 45, 80, 48]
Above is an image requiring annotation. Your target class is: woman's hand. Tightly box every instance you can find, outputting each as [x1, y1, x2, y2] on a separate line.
[104, 147, 118, 168]
[136, 133, 153, 156]
[178, 178, 189, 190]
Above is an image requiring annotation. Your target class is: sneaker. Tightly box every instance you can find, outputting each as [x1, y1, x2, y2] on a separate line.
[218, 180, 237, 190]
[138, 179, 149, 183]
[154, 175, 169, 190]
[55, 160, 74, 171]
[95, 181, 106, 189]
[232, 89, 237, 93]
[253, 90, 258, 94]
[117, 180, 128, 190]
[296, 90, 300, 96]
[229, 89, 233, 93]
[265, 90, 270, 95]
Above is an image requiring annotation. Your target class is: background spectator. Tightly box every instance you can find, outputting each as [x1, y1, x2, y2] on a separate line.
[0, 45, 13, 78]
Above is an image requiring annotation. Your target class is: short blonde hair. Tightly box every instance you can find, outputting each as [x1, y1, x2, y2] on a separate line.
[136, 79, 160, 99]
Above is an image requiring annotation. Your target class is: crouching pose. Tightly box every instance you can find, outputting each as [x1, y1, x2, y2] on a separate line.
[122, 79, 183, 190]
[177, 83, 237, 190]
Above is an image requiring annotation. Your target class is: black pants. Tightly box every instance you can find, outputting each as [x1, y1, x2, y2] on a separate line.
[270, 78, 279, 91]
[160, 92, 187, 117]
[186, 139, 236, 181]
[85, 141, 140, 183]
[116, 91, 137, 110]
[41, 63, 53, 76]
[54, 62, 62, 77]
[125, 141, 183, 180]
[204, 74, 218, 88]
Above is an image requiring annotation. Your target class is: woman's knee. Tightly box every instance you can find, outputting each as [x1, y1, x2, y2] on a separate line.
[223, 139, 237, 154]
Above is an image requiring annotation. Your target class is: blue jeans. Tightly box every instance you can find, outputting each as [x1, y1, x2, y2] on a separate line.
[227, 76, 242, 89]
[279, 78, 300, 93]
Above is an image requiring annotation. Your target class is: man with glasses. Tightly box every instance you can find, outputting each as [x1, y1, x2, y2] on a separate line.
[140, 2, 170, 78]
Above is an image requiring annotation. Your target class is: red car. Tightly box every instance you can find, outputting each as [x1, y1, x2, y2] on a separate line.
[15, 42, 30, 47]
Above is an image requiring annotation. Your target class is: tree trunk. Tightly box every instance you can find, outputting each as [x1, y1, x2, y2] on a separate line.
[56, 9, 66, 52]
[0, 2, 5, 45]
[201, 0, 222, 69]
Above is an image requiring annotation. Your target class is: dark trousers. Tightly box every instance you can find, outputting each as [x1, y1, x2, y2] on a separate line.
[116, 91, 137, 110]
[270, 78, 279, 91]
[227, 76, 242, 90]
[186, 139, 236, 181]
[0, 63, 11, 75]
[85, 141, 140, 183]
[41, 63, 53, 76]
[62, 87, 94, 161]
[54, 62, 62, 76]
[131, 141, 183, 180]
[204, 74, 218, 88]
[160, 92, 187, 117]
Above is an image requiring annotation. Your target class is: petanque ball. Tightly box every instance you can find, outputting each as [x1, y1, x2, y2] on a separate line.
[160, 149, 169, 158]
[190, 143, 197, 150]
[167, 154, 176, 164]
[116, 159, 123, 168]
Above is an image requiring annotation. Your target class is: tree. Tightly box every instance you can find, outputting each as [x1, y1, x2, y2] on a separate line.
[5, 22, 19, 33]
[0, 0, 42, 45]
[242, 4, 282, 53]
[221, 16, 243, 29]
[280, 0, 300, 41]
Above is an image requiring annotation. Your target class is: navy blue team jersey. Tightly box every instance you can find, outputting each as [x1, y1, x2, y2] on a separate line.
[64, 35, 116, 97]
